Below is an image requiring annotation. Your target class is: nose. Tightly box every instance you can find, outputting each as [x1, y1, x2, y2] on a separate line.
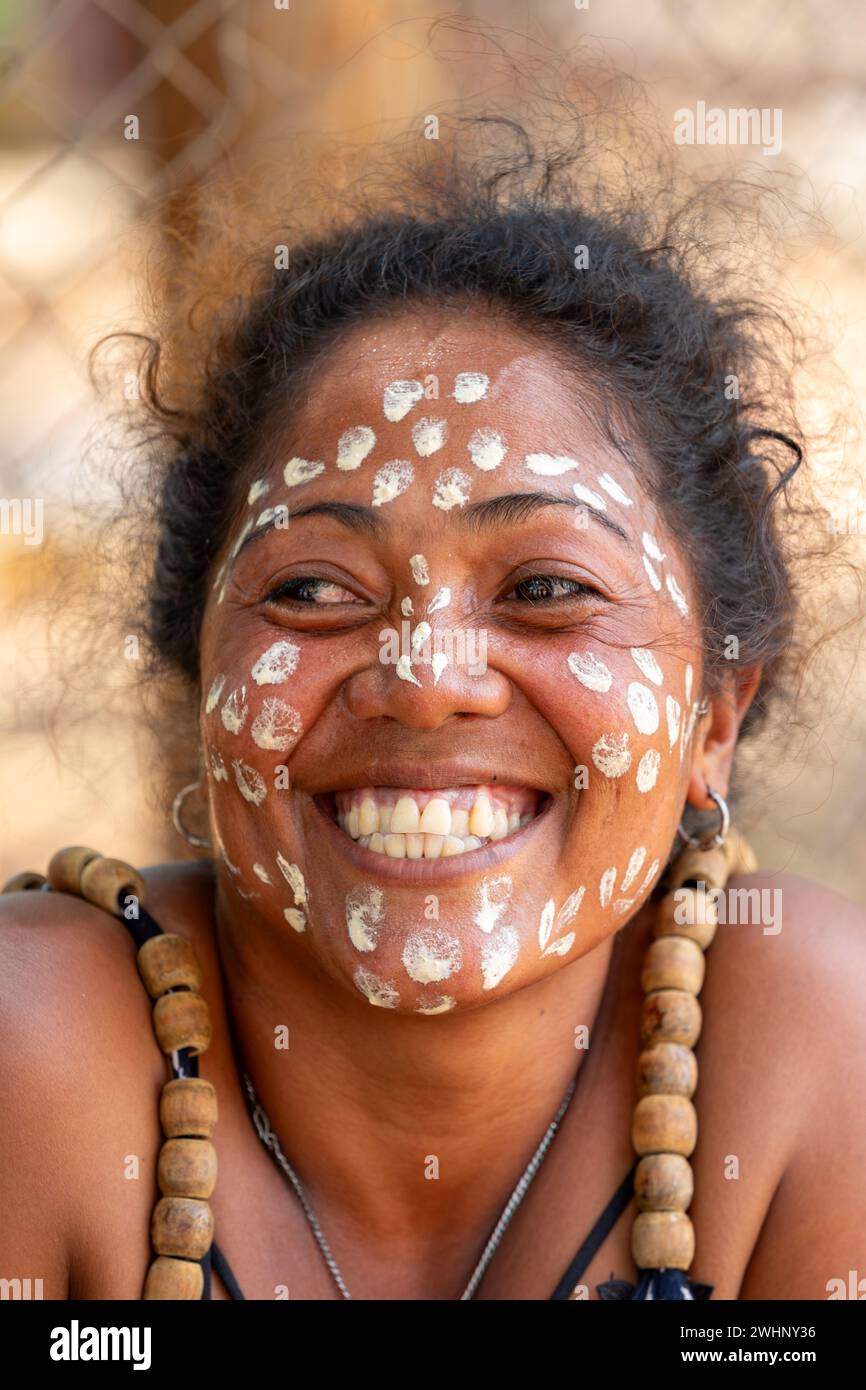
[343, 629, 512, 730]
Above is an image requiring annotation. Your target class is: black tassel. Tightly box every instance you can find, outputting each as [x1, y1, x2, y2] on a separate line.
[597, 1269, 714, 1300]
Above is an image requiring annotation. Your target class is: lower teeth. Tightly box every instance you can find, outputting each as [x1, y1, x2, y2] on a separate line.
[336, 818, 533, 859]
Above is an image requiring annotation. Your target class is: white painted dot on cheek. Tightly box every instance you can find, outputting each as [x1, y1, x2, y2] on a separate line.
[402, 928, 462, 983]
[383, 379, 423, 421]
[538, 899, 556, 951]
[336, 425, 376, 470]
[416, 996, 456, 1015]
[665, 695, 681, 749]
[636, 749, 661, 792]
[525, 453, 580, 476]
[252, 640, 300, 685]
[432, 468, 471, 510]
[247, 478, 270, 506]
[620, 847, 646, 892]
[542, 932, 575, 959]
[639, 858, 661, 894]
[284, 908, 307, 933]
[205, 673, 226, 713]
[591, 732, 632, 778]
[220, 686, 248, 734]
[666, 572, 690, 617]
[253, 863, 273, 885]
[642, 554, 662, 591]
[411, 417, 447, 456]
[642, 531, 666, 562]
[481, 926, 520, 990]
[209, 748, 228, 782]
[627, 682, 660, 735]
[372, 460, 414, 507]
[557, 887, 585, 928]
[567, 650, 612, 693]
[468, 428, 506, 470]
[284, 457, 325, 488]
[346, 885, 384, 952]
[276, 853, 308, 906]
[409, 554, 430, 585]
[474, 875, 512, 933]
[596, 473, 634, 507]
[250, 697, 303, 752]
[599, 867, 617, 908]
[573, 481, 607, 512]
[232, 759, 266, 805]
[630, 648, 663, 686]
[354, 966, 400, 1008]
[427, 586, 451, 615]
[684, 663, 693, 706]
[452, 371, 489, 403]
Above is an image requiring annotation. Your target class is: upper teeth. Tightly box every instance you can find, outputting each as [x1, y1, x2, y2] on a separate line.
[333, 786, 537, 858]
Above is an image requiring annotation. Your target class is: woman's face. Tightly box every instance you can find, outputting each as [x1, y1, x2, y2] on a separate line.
[198, 306, 713, 1014]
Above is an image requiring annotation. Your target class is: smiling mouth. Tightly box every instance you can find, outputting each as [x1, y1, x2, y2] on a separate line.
[320, 784, 546, 859]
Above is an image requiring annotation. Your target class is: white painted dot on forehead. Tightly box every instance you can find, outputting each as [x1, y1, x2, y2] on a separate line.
[630, 648, 663, 687]
[627, 682, 660, 736]
[409, 554, 429, 585]
[228, 516, 253, 561]
[372, 460, 414, 507]
[592, 732, 632, 778]
[427, 586, 451, 615]
[411, 417, 447, 457]
[572, 481, 607, 512]
[452, 371, 489, 403]
[232, 759, 267, 805]
[642, 554, 662, 591]
[665, 695, 681, 750]
[620, 847, 646, 893]
[251, 697, 303, 752]
[336, 425, 376, 471]
[252, 640, 300, 685]
[525, 453, 580, 477]
[205, 672, 226, 714]
[481, 926, 519, 990]
[666, 573, 690, 617]
[284, 457, 325, 488]
[636, 748, 661, 793]
[247, 478, 270, 506]
[346, 884, 384, 953]
[402, 928, 462, 984]
[354, 966, 400, 1008]
[416, 995, 456, 1015]
[432, 468, 471, 510]
[599, 866, 617, 908]
[642, 531, 666, 563]
[596, 473, 634, 507]
[383, 379, 423, 421]
[220, 686, 248, 735]
[568, 650, 612, 693]
[468, 428, 506, 471]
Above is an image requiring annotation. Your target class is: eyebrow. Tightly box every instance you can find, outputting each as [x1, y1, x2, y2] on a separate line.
[231, 489, 630, 564]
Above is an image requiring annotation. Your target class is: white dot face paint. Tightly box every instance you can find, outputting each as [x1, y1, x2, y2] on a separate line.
[276, 853, 308, 907]
[253, 863, 273, 885]
[572, 481, 607, 512]
[400, 596, 413, 617]
[250, 698, 303, 752]
[416, 995, 456, 1015]
[639, 858, 661, 894]
[336, 425, 376, 471]
[666, 573, 690, 617]
[411, 417, 447, 456]
[402, 928, 462, 984]
[284, 457, 325, 488]
[252, 640, 300, 685]
[283, 908, 306, 933]
[525, 453, 580, 476]
[474, 875, 512, 934]
[592, 732, 632, 778]
[599, 867, 617, 908]
[220, 687, 248, 735]
[228, 517, 253, 561]
[209, 748, 228, 782]
[642, 554, 661, 591]
[630, 648, 663, 687]
[410, 621, 432, 658]
[409, 554, 430, 585]
[432, 468, 471, 510]
[538, 898, 556, 952]
[247, 478, 270, 506]
[684, 663, 693, 706]
[395, 654, 421, 686]
[431, 652, 448, 684]
[613, 898, 635, 917]
[452, 371, 488, 403]
[346, 885, 384, 953]
[426, 586, 451, 615]
[354, 966, 400, 1008]
[596, 473, 634, 507]
[665, 695, 681, 749]
[542, 933, 575, 958]
[232, 760, 266, 805]
[636, 748, 661, 793]
[627, 682, 660, 735]
[372, 460, 414, 507]
[557, 887, 585, 928]
[383, 379, 423, 422]
[567, 650, 612, 693]
[468, 428, 505, 471]
[642, 531, 666, 563]
[481, 926, 519, 991]
[205, 672, 226, 714]
[620, 847, 646, 893]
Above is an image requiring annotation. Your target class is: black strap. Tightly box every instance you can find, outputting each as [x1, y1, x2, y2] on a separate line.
[211, 1240, 246, 1300]
[548, 1162, 638, 1300]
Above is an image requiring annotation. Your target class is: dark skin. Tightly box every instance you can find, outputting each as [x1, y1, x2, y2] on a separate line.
[2, 308, 866, 1300]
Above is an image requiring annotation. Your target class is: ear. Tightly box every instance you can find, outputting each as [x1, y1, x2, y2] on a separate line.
[685, 665, 762, 810]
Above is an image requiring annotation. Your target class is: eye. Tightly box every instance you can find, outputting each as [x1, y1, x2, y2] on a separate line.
[504, 573, 599, 604]
[265, 576, 361, 605]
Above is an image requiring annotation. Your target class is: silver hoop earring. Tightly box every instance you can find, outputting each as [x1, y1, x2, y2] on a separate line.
[172, 781, 212, 849]
[676, 786, 730, 851]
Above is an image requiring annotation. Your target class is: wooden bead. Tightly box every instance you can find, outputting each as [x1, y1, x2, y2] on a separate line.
[640, 989, 702, 1047]
[46, 845, 101, 895]
[79, 856, 145, 915]
[654, 888, 718, 950]
[143, 1254, 203, 1300]
[1, 870, 47, 893]
[632, 1211, 694, 1270]
[666, 847, 728, 891]
[635, 1153, 694, 1212]
[632, 1094, 697, 1156]
[138, 934, 203, 998]
[160, 1078, 218, 1137]
[158, 1138, 217, 1199]
[153, 991, 212, 1057]
[637, 1042, 698, 1098]
[641, 936, 705, 995]
[151, 1196, 213, 1260]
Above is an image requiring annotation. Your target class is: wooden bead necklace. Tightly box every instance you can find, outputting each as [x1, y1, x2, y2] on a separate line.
[1, 816, 756, 1300]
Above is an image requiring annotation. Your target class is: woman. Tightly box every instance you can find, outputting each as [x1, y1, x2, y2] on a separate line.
[2, 119, 865, 1302]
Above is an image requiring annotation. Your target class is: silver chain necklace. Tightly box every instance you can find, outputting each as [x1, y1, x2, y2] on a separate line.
[241, 1069, 577, 1301]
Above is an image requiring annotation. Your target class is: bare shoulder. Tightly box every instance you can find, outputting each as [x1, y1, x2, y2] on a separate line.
[695, 870, 866, 1298]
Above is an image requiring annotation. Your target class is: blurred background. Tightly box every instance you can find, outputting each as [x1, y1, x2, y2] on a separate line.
[1, 0, 865, 899]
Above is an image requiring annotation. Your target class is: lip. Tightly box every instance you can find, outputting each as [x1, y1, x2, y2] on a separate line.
[299, 761, 556, 796]
[308, 788, 556, 882]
